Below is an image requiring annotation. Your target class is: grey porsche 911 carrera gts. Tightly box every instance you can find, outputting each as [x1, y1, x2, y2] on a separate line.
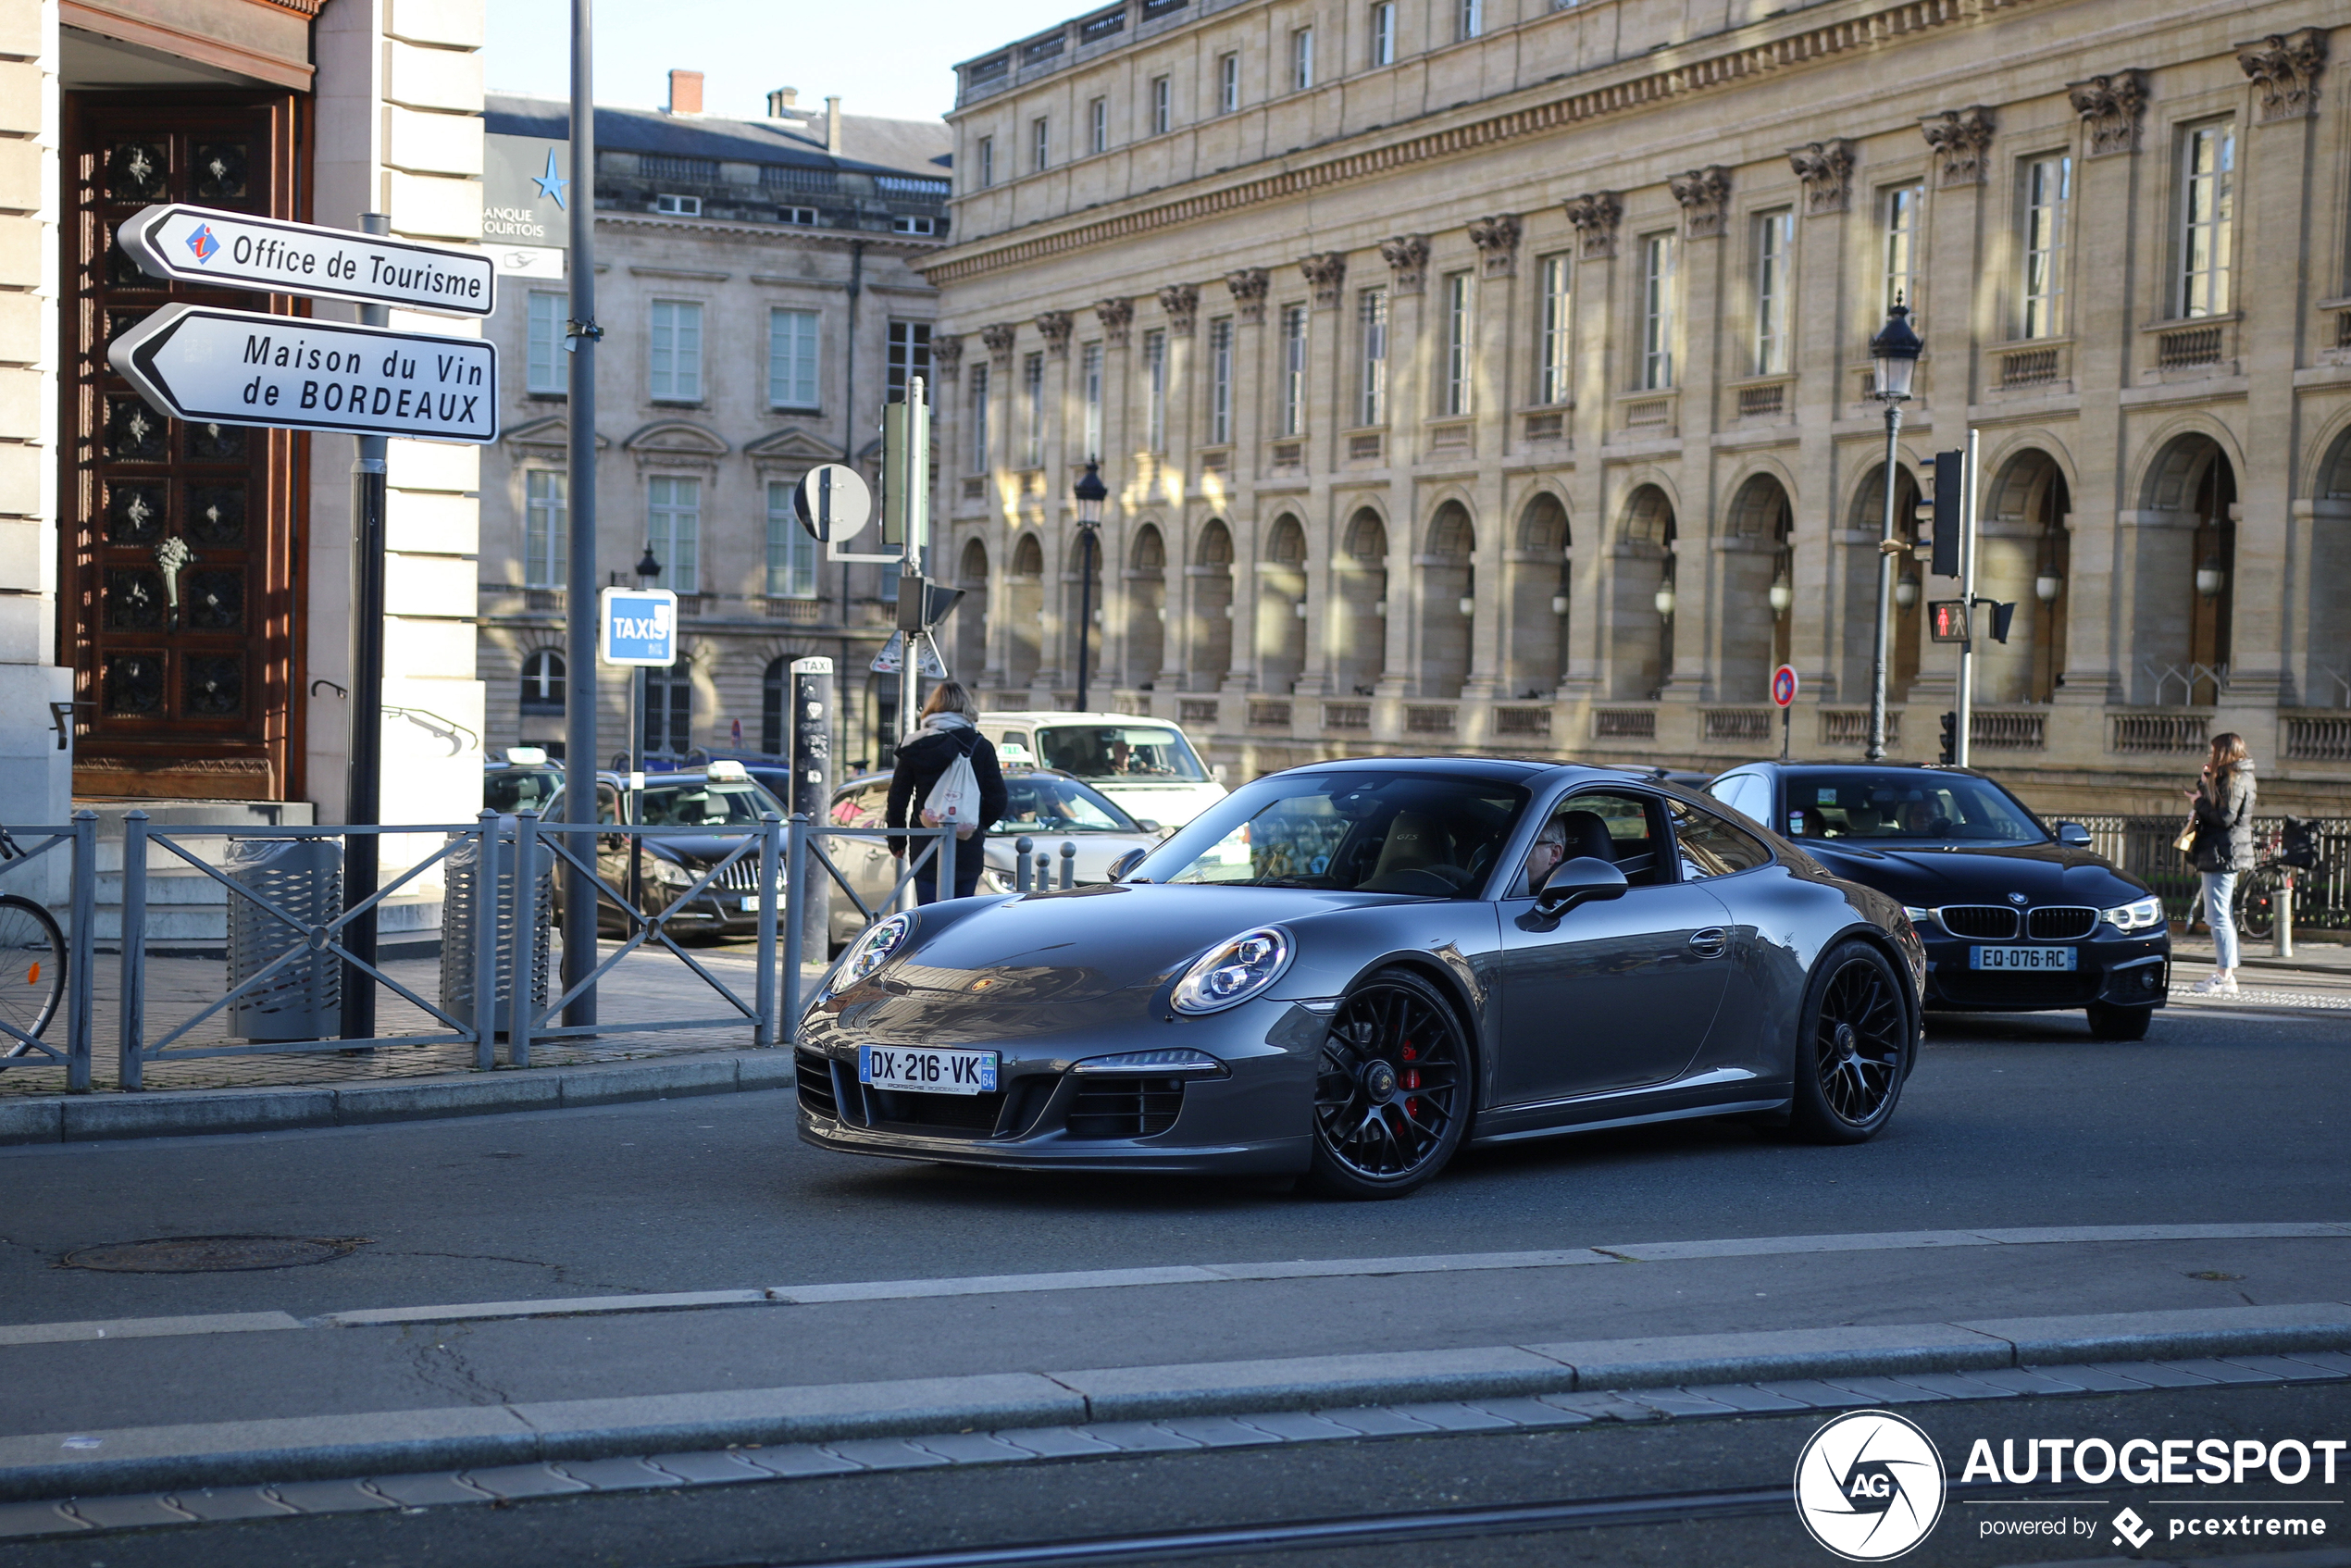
[795, 757, 1927, 1198]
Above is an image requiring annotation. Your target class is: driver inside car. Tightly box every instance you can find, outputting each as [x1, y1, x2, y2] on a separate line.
[1522, 817, 1568, 896]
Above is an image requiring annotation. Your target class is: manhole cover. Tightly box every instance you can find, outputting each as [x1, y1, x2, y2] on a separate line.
[60, 1235, 368, 1274]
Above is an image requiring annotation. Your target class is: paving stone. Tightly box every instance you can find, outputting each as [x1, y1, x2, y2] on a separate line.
[366, 1474, 494, 1507]
[1457, 1397, 1596, 1427]
[1889, 1372, 2024, 1399]
[0, 1502, 87, 1537]
[2157, 1357, 2284, 1385]
[1227, 1411, 1370, 1441]
[642, 1451, 775, 1485]
[1821, 1375, 1950, 1403]
[168, 1488, 298, 1521]
[1746, 1380, 1869, 1407]
[992, 1425, 1122, 1457]
[2023, 1363, 2162, 1392]
[1385, 1401, 1521, 1432]
[60, 1495, 196, 1530]
[1082, 1421, 1205, 1452]
[1536, 1391, 1665, 1423]
[1622, 1389, 1744, 1418]
[554, 1457, 685, 1491]
[822, 1438, 952, 1470]
[460, 1464, 591, 1500]
[1677, 1384, 1814, 1412]
[1310, 1406, 1443, 1437]
[908, 1432, 1039, 1464]
[2092, 1361, 2225, 1388]
[266, 1480, 398, 1514]
[1151, 1417, 1281, 1449]
[1965, 1368, 2101, 1396]
[735, 1445, 865, 1478]
[2218, 1354, 2345, 1381]
[2278, 1350, 2351, 1377]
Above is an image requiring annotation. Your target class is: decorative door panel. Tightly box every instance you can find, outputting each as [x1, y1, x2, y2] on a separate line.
[64, 93, 304, 801]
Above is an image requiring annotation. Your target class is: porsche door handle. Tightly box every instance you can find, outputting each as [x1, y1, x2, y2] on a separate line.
[1687, 927, 1729, 959]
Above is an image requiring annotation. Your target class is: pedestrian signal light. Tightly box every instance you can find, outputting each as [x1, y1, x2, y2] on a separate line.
[1927, 599, 1970, 644]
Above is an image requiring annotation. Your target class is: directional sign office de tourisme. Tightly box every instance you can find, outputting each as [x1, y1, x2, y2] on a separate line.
[109, 305, 497, 443]
[119, 205, 496, 317]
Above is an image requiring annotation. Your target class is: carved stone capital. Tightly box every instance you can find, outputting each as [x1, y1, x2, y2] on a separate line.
[1786, 140, 1855, 215]
[1920, 106, 1995, 187]
[932, 334, 963, 381]
[2237, 29, 2327, 123]
[980, 323, 1018, 365]
[1035, 311, 1073, 357]
[1669, 167, 1731, 238]
[1298, 252, 1348, 309]
[2068, 70, 2147, 156]
[1224, 268, 1270, 325]
[1466, 214, 1522, 277]
[1562, 192, 1622, 259]
[1379, 235, 1429, 292]
[1094, 297, 1133, 347]
[1156, 283, 1200, 335]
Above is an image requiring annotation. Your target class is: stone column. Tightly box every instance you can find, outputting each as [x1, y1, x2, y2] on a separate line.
[1372, 239, 1427, 707]
[1460, 216, 1521, 711]
[1558, 194, 1619, 702]
[1662, 168, 1730, 701]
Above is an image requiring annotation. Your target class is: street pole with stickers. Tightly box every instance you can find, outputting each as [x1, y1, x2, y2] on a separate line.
[562, 0, 603, 1026]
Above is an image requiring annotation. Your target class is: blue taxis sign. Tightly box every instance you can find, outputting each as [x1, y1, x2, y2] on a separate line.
[600, 588, 678, 666]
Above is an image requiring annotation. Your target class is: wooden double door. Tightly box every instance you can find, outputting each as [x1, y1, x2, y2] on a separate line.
[63, 91, 305, 801]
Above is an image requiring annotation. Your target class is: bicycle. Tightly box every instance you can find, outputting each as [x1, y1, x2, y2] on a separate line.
[0, 825, 67, 1056]
[2233, 817, 2324, 946]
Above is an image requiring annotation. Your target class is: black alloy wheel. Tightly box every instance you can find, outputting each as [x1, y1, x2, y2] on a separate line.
[1307, 967, 1471, 1199]
[1790, 941, 1909, 1143]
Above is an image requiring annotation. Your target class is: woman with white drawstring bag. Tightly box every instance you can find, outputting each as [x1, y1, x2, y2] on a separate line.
[885, 680, 1009, 903]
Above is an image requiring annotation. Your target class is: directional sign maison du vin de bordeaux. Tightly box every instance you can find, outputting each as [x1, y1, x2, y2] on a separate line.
[106, 205, 499, 444]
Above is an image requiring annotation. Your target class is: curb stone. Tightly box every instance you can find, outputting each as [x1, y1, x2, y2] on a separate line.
[0, 1050, 795, 1147]
[0, 1302, 2343, 1505]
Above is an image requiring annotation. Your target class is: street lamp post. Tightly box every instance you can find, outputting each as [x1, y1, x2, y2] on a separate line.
[1073, 459, 1107, 712]
[626, 544, 659, 911]
[1866, 300, 1922, 763]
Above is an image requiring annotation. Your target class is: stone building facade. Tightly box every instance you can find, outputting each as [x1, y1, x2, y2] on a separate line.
[476, 86, 950, 773]
[926, 0, 2351, 814]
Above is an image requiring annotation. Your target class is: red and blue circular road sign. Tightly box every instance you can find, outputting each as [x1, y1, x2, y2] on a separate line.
[1772, 665, 1799, 707]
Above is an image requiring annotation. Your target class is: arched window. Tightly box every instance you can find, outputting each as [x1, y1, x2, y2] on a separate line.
[1126, 525, 1165, 688]
[1510, 494, 1570, 698]
[642, 658, 692, 759]
[761, 657, 787, 755]
[1419, 502, 1474, 697]
[520, 650, 566, 714]
[1337, 508, 1388, 696]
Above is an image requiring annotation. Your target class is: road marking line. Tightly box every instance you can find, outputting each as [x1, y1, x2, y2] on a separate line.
[5, 1226, 2345, 1347]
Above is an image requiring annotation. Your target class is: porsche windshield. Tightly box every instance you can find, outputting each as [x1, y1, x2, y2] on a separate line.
[1151, 773, 1528, 896]
[1785, 771, 2046, 843]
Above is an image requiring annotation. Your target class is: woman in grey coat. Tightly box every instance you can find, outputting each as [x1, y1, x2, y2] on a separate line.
[2184, 731, 2256, 993]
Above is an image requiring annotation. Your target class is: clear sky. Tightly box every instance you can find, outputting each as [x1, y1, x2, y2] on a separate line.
[484, 0, 1084, 125]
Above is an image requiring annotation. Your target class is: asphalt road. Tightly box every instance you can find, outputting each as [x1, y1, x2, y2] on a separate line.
[0, 1004, 2344, 1565]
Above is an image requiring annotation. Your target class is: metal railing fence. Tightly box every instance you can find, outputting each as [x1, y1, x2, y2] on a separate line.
[2073, 814, 2351, 928]
[0, 813, 97, 1090]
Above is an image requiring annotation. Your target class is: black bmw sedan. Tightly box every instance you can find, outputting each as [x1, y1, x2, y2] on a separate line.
[797, 757, 1926, 1198]
[1704, 763, 2169, 1039]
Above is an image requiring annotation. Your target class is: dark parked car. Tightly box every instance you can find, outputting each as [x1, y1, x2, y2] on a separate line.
[542, 764, 790, 939]
[796, 757, 1927, 1198]
[1704, 762, 2169, 1039]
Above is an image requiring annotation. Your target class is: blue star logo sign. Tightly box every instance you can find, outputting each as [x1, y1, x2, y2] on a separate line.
[532, 147, 568, 209]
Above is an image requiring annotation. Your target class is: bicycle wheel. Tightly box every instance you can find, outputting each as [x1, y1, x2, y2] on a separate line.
[0, 894, 65, 1054]
[2233, 867, 2282, 946]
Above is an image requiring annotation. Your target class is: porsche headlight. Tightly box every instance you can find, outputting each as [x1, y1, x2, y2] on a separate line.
[2103, 895, 2164, 934]
[1900, 905, 1936, 929]
[826, 913, 913, 998]
[1171, 927, 1292, 1014]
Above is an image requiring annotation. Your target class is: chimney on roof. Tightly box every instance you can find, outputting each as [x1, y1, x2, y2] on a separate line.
[825, 94, 842, 156]
[668, 69, 703, 116]
[767, 86, 799, 116]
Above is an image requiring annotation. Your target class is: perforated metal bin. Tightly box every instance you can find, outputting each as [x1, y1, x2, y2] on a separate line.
[440, 828, 554, 1034]
[225, 837, 342, 1040]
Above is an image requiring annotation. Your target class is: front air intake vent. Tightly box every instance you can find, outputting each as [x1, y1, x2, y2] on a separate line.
[1936, 905, 2021, 940]
[2027, 906, 2098, 940]
[1066, 1077, 1185, 1139]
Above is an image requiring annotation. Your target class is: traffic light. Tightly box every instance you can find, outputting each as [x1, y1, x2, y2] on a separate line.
[1939, 711, 1958, 765]
[1929, 450, 1963, 578]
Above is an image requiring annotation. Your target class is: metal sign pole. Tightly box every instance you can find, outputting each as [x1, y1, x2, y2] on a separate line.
[561, 0, 601, 1027]
[340, 211, 391, 1041]
[1955, 428, 1980, 769]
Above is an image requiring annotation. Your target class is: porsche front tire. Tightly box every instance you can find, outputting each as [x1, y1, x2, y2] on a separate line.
[1304, 967, 1472, 1200]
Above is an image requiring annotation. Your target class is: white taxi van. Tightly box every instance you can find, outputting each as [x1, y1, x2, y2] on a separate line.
[974, 712, 1226, 830]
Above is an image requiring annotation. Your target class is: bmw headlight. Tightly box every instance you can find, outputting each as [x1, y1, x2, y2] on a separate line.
[1171, 927, 1292, 1014]
[2103, 895, 2164, 934]
[826, 913, 914, 998]
[1900, 905, 1936, 929]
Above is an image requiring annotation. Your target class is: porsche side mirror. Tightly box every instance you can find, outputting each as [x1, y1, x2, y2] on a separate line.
[1534, 856, 1629, 916]
[2056, 821, 2092, 848]
[1107, 847, 1149, 882]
